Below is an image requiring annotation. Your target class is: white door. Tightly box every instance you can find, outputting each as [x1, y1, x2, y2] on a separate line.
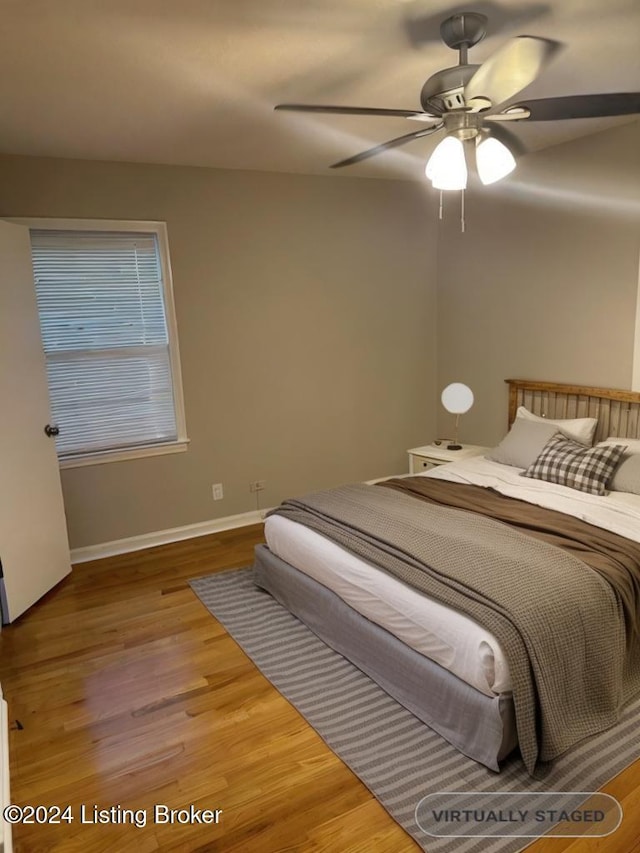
[0, 220, 71, 622]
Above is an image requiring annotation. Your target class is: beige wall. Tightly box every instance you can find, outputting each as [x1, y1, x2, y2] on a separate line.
[3, 121, 637, 548]
[436, 120, 640, 446]
[0, 157, 438, 548]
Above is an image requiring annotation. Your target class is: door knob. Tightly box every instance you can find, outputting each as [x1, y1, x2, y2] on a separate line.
[44, 424, 60, 437]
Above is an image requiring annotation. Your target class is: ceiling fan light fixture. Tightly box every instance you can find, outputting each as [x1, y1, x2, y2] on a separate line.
[475, 135, 516, 185]
[425, 136, 468, 190]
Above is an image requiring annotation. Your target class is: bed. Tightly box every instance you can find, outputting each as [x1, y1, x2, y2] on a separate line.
[253, 379, 640, 774]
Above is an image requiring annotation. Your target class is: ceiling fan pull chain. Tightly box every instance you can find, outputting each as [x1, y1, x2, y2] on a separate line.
[461, 189, 466, 233]
[439, 190, 443, 220]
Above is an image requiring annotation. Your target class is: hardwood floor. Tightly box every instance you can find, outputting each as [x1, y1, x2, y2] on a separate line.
[0, 525, 638, 852]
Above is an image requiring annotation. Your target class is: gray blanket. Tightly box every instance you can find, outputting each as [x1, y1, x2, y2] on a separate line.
[270, 483, 640, 775]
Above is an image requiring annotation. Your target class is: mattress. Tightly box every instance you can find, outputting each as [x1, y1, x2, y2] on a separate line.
[265, 513, 511, 696]
[265, 455, 640, 699]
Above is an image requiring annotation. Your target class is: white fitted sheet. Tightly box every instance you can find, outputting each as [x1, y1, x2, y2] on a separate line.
[264, 513, 512, 697]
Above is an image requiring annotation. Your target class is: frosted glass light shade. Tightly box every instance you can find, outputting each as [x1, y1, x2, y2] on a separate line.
[425, 136, 467, 190]
[441, 383, 474, 414]
[476, 136, 516, 185]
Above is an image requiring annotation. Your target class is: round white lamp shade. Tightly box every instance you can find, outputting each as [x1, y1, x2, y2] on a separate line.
[441, 383, 474, 414]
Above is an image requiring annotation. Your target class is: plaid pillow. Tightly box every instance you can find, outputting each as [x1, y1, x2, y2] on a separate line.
[521, 434, 627, 495]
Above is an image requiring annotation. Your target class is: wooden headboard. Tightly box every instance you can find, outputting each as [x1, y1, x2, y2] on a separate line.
[506, 379, 640, 442]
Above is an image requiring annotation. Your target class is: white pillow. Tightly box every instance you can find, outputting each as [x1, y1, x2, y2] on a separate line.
[609, 454, 640, 495]
[596, 438, 640, 494]
[598, 437, 640, 454]
[487, 418, 560, 469]
[516, 406, 597, 447]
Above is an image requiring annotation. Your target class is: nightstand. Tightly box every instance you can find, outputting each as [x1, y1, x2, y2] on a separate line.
[408, 443, 488, 474]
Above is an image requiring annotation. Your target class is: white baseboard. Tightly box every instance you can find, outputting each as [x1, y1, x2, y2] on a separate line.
[70, 508, 272, 564]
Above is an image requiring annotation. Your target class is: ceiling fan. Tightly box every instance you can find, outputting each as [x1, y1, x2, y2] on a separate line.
[275, 11, 640, 189]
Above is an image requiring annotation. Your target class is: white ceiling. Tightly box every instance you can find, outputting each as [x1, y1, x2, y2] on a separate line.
[0, 0, 638, 180]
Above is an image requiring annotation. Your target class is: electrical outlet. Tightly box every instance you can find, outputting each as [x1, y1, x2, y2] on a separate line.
[249, 480, 266, 493]
[212, 483, 224, 501]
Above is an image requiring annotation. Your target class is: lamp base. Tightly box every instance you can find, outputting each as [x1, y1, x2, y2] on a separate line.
[447, 443, 463, 450]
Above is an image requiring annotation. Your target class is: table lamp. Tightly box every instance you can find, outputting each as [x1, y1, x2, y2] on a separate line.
[441, 383, 474, 450]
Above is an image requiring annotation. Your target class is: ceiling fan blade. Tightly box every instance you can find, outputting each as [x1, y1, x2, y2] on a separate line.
[503, 92, 640, 121]
[464, 36, 561, 110]
[330, 123, 444, 168]
[275, 104, 433, 119]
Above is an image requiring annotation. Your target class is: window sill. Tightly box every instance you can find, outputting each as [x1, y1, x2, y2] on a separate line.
[59, 439, 190, 469]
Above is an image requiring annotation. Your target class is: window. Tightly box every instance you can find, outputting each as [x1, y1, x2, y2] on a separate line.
[26, 219, 188, 467]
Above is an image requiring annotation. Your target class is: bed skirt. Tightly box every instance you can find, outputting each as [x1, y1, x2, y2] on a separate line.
[253, 543, 518, 771]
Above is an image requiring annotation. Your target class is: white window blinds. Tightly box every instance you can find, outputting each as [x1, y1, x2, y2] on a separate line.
[30, 229, 179, 458]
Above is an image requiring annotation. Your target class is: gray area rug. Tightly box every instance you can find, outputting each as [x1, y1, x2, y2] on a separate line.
[190, 568, 639, 853]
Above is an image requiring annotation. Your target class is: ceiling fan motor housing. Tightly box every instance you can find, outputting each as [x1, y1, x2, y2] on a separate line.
[443, 111, 480, 140]
[420, 64, 479, 114]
